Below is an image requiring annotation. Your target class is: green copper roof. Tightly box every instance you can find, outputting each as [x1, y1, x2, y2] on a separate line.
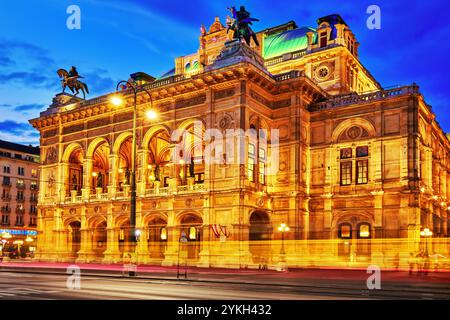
[263, 27, 316, 60]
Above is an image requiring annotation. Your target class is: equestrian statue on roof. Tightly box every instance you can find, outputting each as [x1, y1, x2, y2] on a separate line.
[57, 66, 89, 99]
[226, 6, 260, 46]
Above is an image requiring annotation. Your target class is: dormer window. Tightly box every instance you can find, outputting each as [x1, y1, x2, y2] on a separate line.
[319, 32, 328, 48]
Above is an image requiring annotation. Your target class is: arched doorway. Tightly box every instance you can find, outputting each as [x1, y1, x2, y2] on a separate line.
[249, 211, 272, 264]
[91, 220, 107, 261]
[147, 216, 167, 259]
[336, 219, 372, 262]
[68, 221, 81, 259]
[179, 214, 203, 260]
[67, 147, 84, 196]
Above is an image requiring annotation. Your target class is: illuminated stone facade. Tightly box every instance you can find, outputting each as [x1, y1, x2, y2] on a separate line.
[30, 15, 449, 268]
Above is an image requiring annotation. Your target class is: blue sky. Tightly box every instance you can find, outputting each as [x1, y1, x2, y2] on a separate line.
[0, 0, 449, 145]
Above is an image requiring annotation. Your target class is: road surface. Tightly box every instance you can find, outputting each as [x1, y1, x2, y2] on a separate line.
[0, 270, 448, 300]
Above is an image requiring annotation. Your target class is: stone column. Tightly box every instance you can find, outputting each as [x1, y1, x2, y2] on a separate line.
[321, 193, 333, 239]
[82, 158, 93, 201]
[52, 208, 68, 261]
[59, 163, 70, 202]
[108, 154, 118, 198]
[371, 190, 385, 266]
[76, 207, 94, 263]
[102, 205, 121, 264]
[162, 210, 178, 267]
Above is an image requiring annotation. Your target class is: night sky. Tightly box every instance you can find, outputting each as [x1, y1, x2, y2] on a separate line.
[0, 0, 449, 145]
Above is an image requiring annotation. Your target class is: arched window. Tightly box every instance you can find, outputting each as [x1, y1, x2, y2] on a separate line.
[338, 223, 352, 239]
[358, 223, 371, 239]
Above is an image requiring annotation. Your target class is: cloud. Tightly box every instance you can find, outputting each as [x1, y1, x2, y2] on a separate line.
[83, 69, 117, 95]
[0, 120, 38, 136]
[0, 71, 59, 89]
[13, 104, 45, 112]
[0, 120, 39, 146]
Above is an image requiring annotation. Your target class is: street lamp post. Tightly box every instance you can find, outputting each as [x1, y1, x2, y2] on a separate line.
[277, 223, 290, 272]
[278, 223, 290, 256]
[420, 227, 433, 255]
[112, 81, 156, 255]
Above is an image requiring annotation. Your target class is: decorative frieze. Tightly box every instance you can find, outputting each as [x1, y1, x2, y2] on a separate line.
[88, 117, 111, 129]
[114, 112, 133, 123]
[175, 94, 207, 109]
[214, 88, 235, 100]
[42, 129, 58, 138]
[62, 123, 84, 135]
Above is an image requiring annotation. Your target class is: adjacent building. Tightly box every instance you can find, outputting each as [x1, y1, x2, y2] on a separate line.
[29, 14, 449, 268]
[0, 140, 40, 257]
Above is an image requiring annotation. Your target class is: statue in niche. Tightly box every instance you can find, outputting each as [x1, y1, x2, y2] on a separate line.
[154, 164, 161, 182]
[72, 174, 78, 191]
[97, 172, 104, 188]
[125, 168, 131, 185]
[189, 158, 195, 178]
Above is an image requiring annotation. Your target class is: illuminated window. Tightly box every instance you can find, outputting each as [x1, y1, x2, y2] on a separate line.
[340, 162, 352, 186]
[358, 224, 371, 238]
[340, 148, 352, 159]
[356, 146, 369, 157]
[189, 227, 197, 240]
[248, 143, 255, 182]
[356, 160, 368, 184]
[160, 228, 167, 241]
[31, 169, 38, 178]
[119, 229, 125, 241]
[338, 224, 352, 239]
[258, 148, 266, 185]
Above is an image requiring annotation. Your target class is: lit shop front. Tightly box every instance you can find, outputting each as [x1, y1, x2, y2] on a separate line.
[0, 229, 38, 259]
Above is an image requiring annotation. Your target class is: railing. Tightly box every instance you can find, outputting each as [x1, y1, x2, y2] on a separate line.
[2, 181, 11, 187]
[265, 49, 307, 67]
[16, 184, 26, 190]
[42, 196, 56, 203]
[0, 208, 11, 214]
[159, 187, 169, 195]
[1, 195, 11, 201]
[272, 70, 304, 82]
[39, 183, 206, 204]
[115, 192, 125, 199]
[176, 185, 189, 193]
[193, 184, 205, 191]
[309, 84, 420, 111]
[99, 193, 109, 201]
